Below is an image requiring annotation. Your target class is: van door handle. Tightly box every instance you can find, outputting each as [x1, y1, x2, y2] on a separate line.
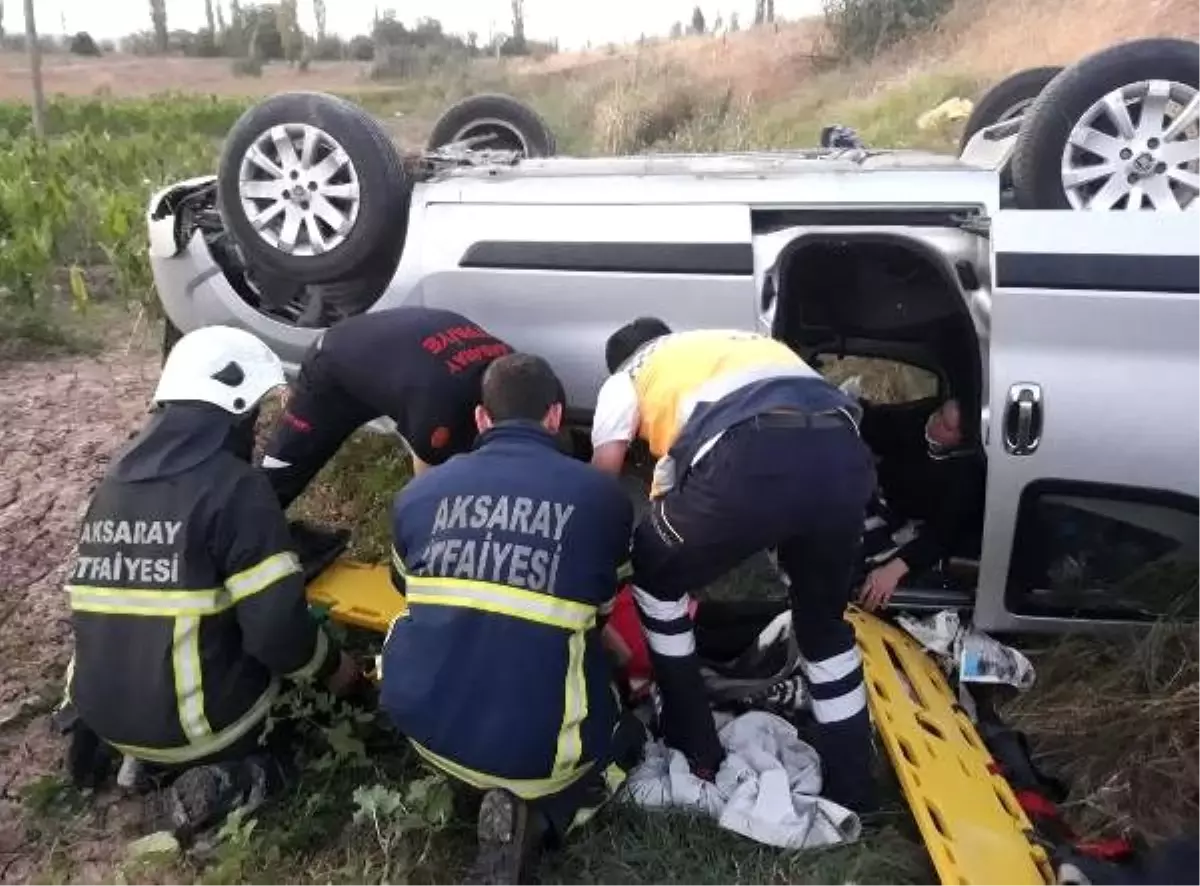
[1004, 383, 1043, 455]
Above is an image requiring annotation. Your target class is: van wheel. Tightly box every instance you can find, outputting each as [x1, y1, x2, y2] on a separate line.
[162, 317, 182, 365]
[217, 91, 411, 284]
[426, 93, 557, 156]
[959, 66, 1063, 152]
[1012, 38, 1200, 210]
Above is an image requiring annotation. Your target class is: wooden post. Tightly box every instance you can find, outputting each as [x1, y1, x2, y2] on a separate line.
[23, 0, 46, 139]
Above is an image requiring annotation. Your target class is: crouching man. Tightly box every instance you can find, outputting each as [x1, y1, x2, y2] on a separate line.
[260, 307, 514, 509]
[380, 354, 638, 885]
[590, 319, 878, 814]
[60, 327, 362, 838]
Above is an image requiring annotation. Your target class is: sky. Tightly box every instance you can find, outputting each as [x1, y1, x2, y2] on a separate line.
[8, 0, 823, 50]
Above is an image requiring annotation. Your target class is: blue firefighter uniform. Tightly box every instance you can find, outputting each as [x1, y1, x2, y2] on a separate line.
[379, 421, 635, 819]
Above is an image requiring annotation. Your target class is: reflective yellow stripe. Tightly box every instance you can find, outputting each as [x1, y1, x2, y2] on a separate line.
[553, 630, 588, 777]
[173, 616, 213, 741]
[60, 653, 76, 709]
[286, 628, 329, 681]
[617, 560, 634, 581]
[406, 578, 595, 632]
[567, 764, 629, 833]
[111, 680, 280, 765]
[409, 738, 592, 800]
[403, 575, 598, 791]
[67, 552, 299, 617]
[391, 546, 407, 577]
[377, 611, 409, 682]
[225, 552, 301, 602]
[67, 584, 229, 616]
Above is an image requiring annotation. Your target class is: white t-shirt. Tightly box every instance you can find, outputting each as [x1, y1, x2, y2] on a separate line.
[590, 370, 725, 485]
[591, 371, 641, 450]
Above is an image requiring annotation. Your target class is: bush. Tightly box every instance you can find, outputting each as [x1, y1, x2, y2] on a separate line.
[368, 43, 468, 81]
[189, 28, 223, 58]
[348, 35, 375, 61]
[312, 35, 347, 60]
[822, 0, 953, 61]
[231, 54, 265, 78]
[592, 66, 710, 154]
[69, 32, 102, 56]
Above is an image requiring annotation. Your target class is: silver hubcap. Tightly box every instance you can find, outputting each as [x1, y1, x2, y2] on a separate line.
[1062, 79, 1199, 210]
[450, 118, 530, 154]
[238, 123, 361, 256]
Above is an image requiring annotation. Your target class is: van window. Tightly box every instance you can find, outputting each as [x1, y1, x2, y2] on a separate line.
[816, 355, 940, 404]
[1006, 482, 1199, 621]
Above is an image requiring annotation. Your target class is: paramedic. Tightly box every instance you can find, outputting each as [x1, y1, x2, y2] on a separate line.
[261, 307, 514, 508]
[856, 396, 986, 611]
[380, 353, 639, 885]
[590, 318, 877, 814]
[60, 326, 361, 838]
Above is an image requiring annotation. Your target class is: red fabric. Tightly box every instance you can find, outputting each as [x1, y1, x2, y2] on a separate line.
[1015, 788, 1060, 819]
[1014, 788, 1134, 862]
[1074, 838, 1135, 862]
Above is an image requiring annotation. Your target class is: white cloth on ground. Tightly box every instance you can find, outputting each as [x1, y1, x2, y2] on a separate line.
[624, 711, 861, 850]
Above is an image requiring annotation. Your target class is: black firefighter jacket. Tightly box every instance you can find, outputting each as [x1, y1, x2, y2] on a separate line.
[65, 404, 338, 765]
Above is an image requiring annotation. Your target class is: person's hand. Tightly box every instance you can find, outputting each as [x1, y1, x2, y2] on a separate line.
[325, 649, 364, 697]
[858, 558, 909, 612]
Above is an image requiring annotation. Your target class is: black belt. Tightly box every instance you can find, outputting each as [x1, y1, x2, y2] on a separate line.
[749, 409, 856, 431]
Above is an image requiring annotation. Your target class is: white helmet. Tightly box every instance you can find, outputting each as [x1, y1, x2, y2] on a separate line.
[154, 326, 285, 416]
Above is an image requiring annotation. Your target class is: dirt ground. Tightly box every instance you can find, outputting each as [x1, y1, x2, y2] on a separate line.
[0, 346, 160, 883]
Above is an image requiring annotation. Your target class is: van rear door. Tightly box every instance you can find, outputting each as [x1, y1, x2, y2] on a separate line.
[976, 211, 1199, 633]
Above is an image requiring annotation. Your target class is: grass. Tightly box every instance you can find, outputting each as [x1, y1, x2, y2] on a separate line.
[1006, 624, 1200, 843]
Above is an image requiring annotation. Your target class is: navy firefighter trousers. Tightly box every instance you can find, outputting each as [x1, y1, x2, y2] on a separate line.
[630, 412, 878, 813]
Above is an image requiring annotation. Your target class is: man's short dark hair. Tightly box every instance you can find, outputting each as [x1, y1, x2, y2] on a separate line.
[481, 353, 566, 423]
[605, 317, 673, 373]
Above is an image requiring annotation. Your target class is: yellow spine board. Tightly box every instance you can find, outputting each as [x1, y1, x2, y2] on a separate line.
[847, 607, 1054, 886]
[306, 561, 407, 632]
[305, 562, 1054, 885]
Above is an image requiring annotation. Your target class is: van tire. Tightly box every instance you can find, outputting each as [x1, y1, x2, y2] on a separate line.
[217, 91, 411, 284]
[162, 317, 182, 365]
[1012, 39, 1200, 209]
[959, 66, 1063, 152]
[427, 93, 557, 156]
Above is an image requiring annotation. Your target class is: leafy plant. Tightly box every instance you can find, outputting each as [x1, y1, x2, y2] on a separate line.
[351, 775, 454, 880]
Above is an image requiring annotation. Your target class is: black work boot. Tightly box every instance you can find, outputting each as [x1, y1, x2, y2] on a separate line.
[165, 755, 278, 843]
[464, 789, 535, 885]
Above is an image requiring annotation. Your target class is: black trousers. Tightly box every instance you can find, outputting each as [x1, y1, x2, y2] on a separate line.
[261, 345, 378, 509]
[630, 414, 878, 812]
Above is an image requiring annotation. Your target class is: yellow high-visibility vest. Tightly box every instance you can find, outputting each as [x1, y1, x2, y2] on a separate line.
[626, 330, 814, 458]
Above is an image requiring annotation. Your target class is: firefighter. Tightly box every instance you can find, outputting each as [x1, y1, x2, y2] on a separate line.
[60, 326, 362, 838]
[380, 353, 640, 885]
[589, 318, 878, 814]
[260, 307, 514, 509]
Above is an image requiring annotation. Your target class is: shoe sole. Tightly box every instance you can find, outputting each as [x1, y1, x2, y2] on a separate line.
[468, 790, 528, 885]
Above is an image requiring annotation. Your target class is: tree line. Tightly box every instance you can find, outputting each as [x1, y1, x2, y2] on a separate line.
[0, 0, 554, 63]
[0, 0, 948, 68]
